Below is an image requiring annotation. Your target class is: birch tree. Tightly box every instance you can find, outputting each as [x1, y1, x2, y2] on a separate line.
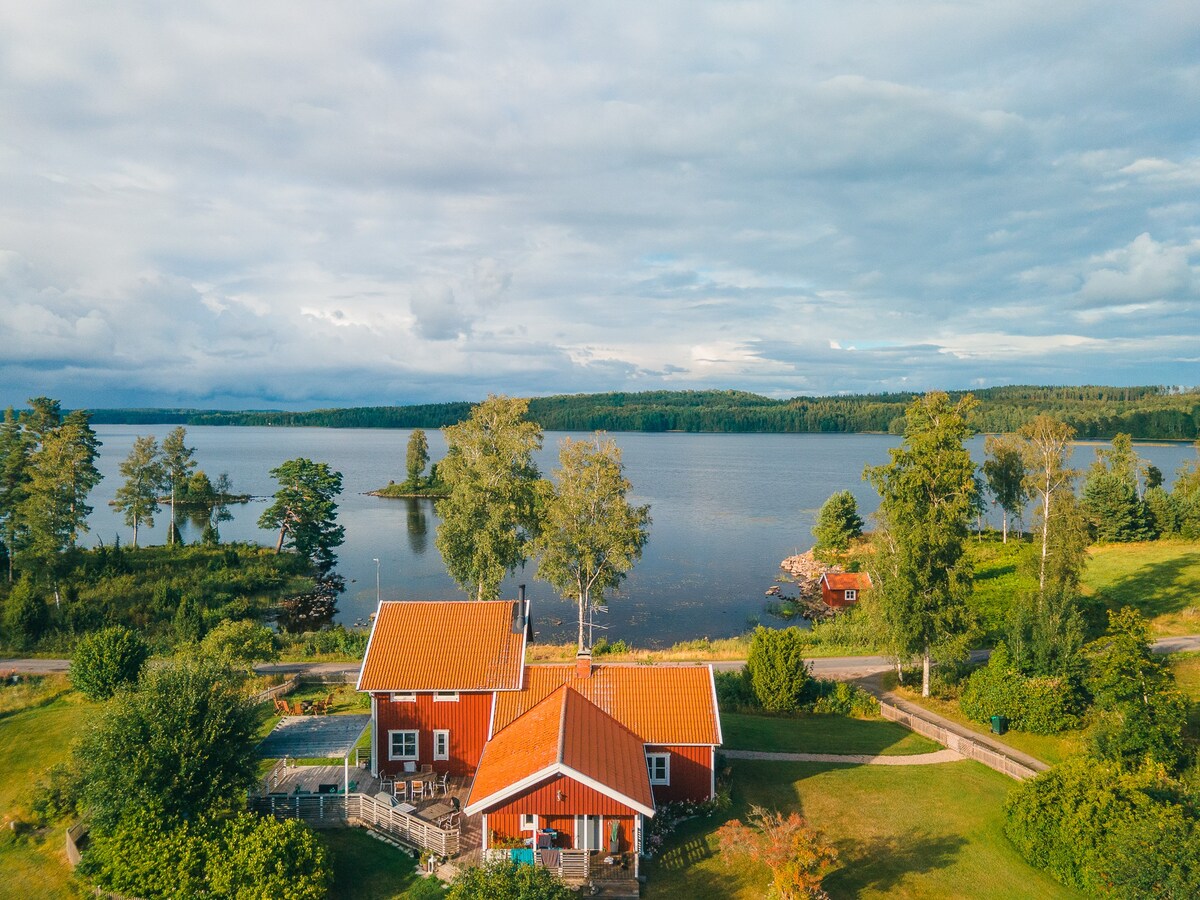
[160, 427, 197, 547]
[1018, 416, 1077, 594]
[535, 435, 650, 652]
[865, 392, 978, 697]
[983, 434, 1028, 543]
[113, 436, 163, 548]
[435, 396, 542, 602]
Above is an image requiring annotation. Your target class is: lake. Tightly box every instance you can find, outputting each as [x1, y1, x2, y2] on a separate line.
[81, 426, 1196, 646]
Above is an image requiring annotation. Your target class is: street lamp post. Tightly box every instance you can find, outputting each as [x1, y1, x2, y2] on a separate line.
[373, 558, 380, 605]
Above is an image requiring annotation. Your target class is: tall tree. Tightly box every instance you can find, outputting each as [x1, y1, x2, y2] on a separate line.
[405, 428, 430, 487]
[535, 435, 650, 651]
[435, 396, 543, 602]
[983, 434, 1028, 543]
[1018, 415, 1078, 595]
[21, 408, 102, 576]
[113, 436, 163, 548]
[0, 407, 30, 582]
[1082, 433, 1151, 541]
[812, 490, 864, 553]
[257, 458, 345, 576]
[160, 427, 197, 547]
[865, 392, 979, 697]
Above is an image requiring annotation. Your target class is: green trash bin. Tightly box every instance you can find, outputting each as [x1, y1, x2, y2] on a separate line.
[990, 715, 1008, 735]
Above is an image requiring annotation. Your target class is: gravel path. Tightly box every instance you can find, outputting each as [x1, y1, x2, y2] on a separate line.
[723, 748, 963, 765]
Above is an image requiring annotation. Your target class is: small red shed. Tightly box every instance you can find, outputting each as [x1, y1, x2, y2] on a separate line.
[819, 571, 872, 608]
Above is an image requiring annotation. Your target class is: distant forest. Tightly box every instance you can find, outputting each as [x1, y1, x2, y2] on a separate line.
[83, 385, 1200, 440]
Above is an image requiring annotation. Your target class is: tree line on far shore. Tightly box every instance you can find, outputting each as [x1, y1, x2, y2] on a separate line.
[83, 383, 1200, 440]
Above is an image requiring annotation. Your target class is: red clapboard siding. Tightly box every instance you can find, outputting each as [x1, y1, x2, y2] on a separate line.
[649, 745, 714, 804]
[375, 691, 492, 777]
[485, 772, 642, 817]
[487, 810, 635, 852]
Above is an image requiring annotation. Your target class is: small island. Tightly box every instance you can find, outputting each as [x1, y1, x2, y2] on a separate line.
[366, 428, 448, 498]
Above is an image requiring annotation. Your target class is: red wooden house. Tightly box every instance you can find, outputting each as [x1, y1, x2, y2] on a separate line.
[819, 571, 872, 608]
[357, 596, 723, 874]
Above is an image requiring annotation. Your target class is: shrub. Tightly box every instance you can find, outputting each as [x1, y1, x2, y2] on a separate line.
[812, 490, 864, 552]
[69, 626, 149, 700]
[4, 577, 49, 649]
[1005, 756, 1199, 893]
[810, 680, 879, 717]
[714, 667, 758, 711]
[746, 627, 812, 713]
[959, 644, 1081, 734]
[199, 619, 278, 674]
[28, 762, 80, 826]
[206, 813, 331, 900]
[445, 859, 573, 899]
[592, 636, 631, 656]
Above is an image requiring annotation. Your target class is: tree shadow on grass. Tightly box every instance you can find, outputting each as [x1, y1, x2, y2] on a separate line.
[644, 826, 750, 899]
[822, 832, 968, 896]
[1094, 551, 1200, 620]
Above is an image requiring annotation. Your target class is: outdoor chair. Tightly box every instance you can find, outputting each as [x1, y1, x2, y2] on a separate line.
[402, 760, 417, 774]
[435, 771, 449, 795]
[409, 779, 426, 801]
[419, 763, 433, 775]
[273, 698, 290, 715]
[290, 700, 305, 715]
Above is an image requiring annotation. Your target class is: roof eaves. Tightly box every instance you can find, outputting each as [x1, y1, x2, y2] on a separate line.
[354, 598, 387, 692]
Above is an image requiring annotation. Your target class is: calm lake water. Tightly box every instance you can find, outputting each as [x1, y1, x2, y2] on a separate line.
[82, 426, 1196, 646]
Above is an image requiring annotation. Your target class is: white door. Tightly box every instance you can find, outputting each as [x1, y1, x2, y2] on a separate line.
[575, 815, 602, 851]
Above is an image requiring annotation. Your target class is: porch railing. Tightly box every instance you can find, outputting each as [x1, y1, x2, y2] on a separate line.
[249, 792, 459, 858]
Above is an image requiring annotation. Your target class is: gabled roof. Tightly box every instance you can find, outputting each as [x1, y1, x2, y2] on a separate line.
[820, 572, 872, 592]
[465, 686, 655, 817]
[357, 600, 527, 692]
[492, 664, 722, 746]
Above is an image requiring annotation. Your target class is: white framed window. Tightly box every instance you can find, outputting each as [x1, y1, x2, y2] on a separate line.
[646, 753, 670, 785]
[388, 729, 418, 760]
[434, 691, 459, 702]
[433, 729, 450, 760]
[391, 692, 416, 703]
[520, 813, 538, 831]
[844, 589, 857, 602]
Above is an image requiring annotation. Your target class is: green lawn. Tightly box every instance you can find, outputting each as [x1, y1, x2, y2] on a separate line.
[1170, 652, 1200, 700]
[644, 759, 1079, 900]
[1082, 540, 1200, 635]
[0, 677, 93, 900]
[966, 537, 1029, 641]
[721, 712, 941, 756]
[321, 828, 440, 899]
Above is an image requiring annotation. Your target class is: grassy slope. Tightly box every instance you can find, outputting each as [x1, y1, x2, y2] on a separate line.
[721, 712, 941, 756]
[0, 678, 94, 900]
[1082, 540, 1200, 634]
[645, 759, 1079, 900]
[321, 828, 436, 899]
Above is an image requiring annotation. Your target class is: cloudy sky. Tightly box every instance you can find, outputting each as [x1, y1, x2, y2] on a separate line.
[1, 2, 1197, 409]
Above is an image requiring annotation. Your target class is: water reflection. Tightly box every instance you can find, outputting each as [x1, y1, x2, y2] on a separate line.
[405, 498, 429, 555]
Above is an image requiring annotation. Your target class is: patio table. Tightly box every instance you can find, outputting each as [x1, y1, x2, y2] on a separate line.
[418, 801, 455, 824]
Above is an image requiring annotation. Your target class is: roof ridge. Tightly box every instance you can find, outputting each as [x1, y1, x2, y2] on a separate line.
[557, 685, 571, 764]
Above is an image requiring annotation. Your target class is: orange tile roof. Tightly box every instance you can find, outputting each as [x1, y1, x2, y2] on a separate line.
[466, 686, 654, 816]
[822, 572, 872, 591]
[357, 600, 526, 692]
[492, 664, 722, 746]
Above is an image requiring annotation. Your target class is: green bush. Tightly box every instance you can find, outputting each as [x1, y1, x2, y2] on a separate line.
[206, 813, 331, 900]
[959, 644, 1081, 734]
[1004, 756, 1200, 894]
[810, 680, 879, 716]
[746, 626, 812, 713]
[4, 577, 49, 649]
[445, 859, 573, 899]
[714, 668, 757, 711]
[592, 637, 631, 656]
[69, 626, 150, 700]
[200, 619, 278, 673]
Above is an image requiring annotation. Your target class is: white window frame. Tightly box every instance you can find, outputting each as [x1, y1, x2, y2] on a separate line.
[520, 813, 538, 832]
[391, 692, 416, 703]
[646, 752, 670, 785]
[388, 729, 419, 761]
[844, 589, 857, 602]
[433, 729, 450, 761]
[434, 691, 460, 702]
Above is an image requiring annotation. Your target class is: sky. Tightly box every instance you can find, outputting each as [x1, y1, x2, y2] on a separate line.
[1, 2, 1198, 410]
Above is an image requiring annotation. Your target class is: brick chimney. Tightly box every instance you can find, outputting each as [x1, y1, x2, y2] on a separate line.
[575, 650, 592, 679]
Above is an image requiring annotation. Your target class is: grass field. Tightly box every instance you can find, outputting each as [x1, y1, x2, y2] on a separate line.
[0, 677, 93, 900]
[321, 828, 439, 899]
[1082, 540, 1200, 634]
[644, 759, 1079, 900]
[721, 712, 941, 756]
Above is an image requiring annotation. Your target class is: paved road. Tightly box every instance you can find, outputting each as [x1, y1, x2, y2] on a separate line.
[5, 635, 1200, 679]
